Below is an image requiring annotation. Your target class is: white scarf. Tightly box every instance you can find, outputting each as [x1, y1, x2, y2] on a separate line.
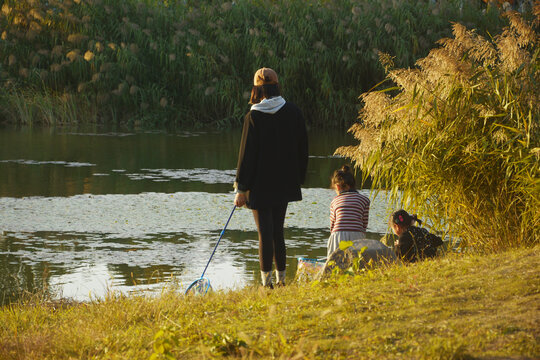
[250, 96, 286, 114]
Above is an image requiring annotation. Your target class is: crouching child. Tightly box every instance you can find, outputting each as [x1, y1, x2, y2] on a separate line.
[390, 210, 443, 262]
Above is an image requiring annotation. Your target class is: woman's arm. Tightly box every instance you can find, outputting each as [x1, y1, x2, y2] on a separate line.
[235, 113, 258, 193]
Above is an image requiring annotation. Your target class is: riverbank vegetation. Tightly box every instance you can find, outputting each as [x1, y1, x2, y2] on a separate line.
[1, 3, 537, 357]
[0, 0, 511, 128]
[337, 6, 539, 251]
[0, 245, 538, 359]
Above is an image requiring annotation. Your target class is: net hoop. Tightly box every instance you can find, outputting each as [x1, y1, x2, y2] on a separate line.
[185, 277, 212, 295]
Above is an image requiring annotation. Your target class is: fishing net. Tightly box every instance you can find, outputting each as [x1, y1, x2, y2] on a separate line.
[185, 277, 212, 295]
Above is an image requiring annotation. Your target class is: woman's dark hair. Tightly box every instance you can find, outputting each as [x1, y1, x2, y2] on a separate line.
[249, 84, 281, 104]
[331, 165, 356, 190]
[391, 209, 422, 227]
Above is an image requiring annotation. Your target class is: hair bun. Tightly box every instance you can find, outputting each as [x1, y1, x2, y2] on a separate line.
[392, 209, 410, 225]
[341, 165, 351, 173]
[392, 210, 423, 226]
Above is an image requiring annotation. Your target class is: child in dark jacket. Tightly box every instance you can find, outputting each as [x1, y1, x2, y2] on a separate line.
[390, 210, 443, 262]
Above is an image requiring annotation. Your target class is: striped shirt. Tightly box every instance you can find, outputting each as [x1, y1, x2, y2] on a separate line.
[330, 190, 370, 233]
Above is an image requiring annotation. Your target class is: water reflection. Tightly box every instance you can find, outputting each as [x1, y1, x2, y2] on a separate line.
[0, 227, 328, 302]
[0, 199, 391, 304]
[0, 126, 357, 197]
[0, 126, 395, 303]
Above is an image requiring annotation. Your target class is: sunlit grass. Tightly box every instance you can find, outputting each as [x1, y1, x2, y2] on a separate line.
[0, 0, 509, 128]
[0, 246, 538, 359]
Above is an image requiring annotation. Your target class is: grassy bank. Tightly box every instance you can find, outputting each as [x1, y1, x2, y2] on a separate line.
[0, 246, 538, 359]
[0, 0, 509, 128]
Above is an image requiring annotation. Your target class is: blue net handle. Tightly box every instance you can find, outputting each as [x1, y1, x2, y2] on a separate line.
[184, 206, 236, 296]
[200, 205, 236, 279]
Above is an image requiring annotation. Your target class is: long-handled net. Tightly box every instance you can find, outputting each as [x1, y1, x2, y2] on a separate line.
[185, 205, 236, 295]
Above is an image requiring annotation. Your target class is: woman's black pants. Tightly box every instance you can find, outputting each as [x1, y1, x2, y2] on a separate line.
[252, 203, 288, 272]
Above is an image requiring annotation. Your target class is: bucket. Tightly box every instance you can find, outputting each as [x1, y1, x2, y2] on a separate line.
[296, 257, 326, 282]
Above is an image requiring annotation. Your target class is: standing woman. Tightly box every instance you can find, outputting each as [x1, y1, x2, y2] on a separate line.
[234, 68, 308, 288]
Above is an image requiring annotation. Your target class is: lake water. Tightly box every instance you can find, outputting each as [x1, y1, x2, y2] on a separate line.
[0, 125, 395, 303]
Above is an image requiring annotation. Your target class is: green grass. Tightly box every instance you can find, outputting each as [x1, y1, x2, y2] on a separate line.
[1, 246, 538, 359]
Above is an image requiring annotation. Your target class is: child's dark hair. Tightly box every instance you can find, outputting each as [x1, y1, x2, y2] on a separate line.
[391, 209, 422, 227]
[331, 165, 356, 190]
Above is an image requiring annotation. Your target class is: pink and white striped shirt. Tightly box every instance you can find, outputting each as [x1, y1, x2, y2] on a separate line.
[330, 190, 370, 233]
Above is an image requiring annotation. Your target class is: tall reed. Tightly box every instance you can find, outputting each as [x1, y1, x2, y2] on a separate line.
[0, 89, 96, 125]
[0, 0, 511, 128]
[336, 7, 539, 251]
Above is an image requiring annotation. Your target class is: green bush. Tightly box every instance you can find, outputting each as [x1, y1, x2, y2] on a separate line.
[0, 0, 507, 128]
[337, 8, 539, 250]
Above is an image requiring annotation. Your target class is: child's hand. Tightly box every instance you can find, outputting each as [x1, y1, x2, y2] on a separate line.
[234, 193, 247, 207]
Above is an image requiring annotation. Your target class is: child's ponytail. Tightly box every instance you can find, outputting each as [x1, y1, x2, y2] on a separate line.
[331, 165, 356, 190]
[392, 210, 422, 227]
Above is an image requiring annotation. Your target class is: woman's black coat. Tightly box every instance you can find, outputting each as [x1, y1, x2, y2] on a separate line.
[235, 102, 308, 209]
